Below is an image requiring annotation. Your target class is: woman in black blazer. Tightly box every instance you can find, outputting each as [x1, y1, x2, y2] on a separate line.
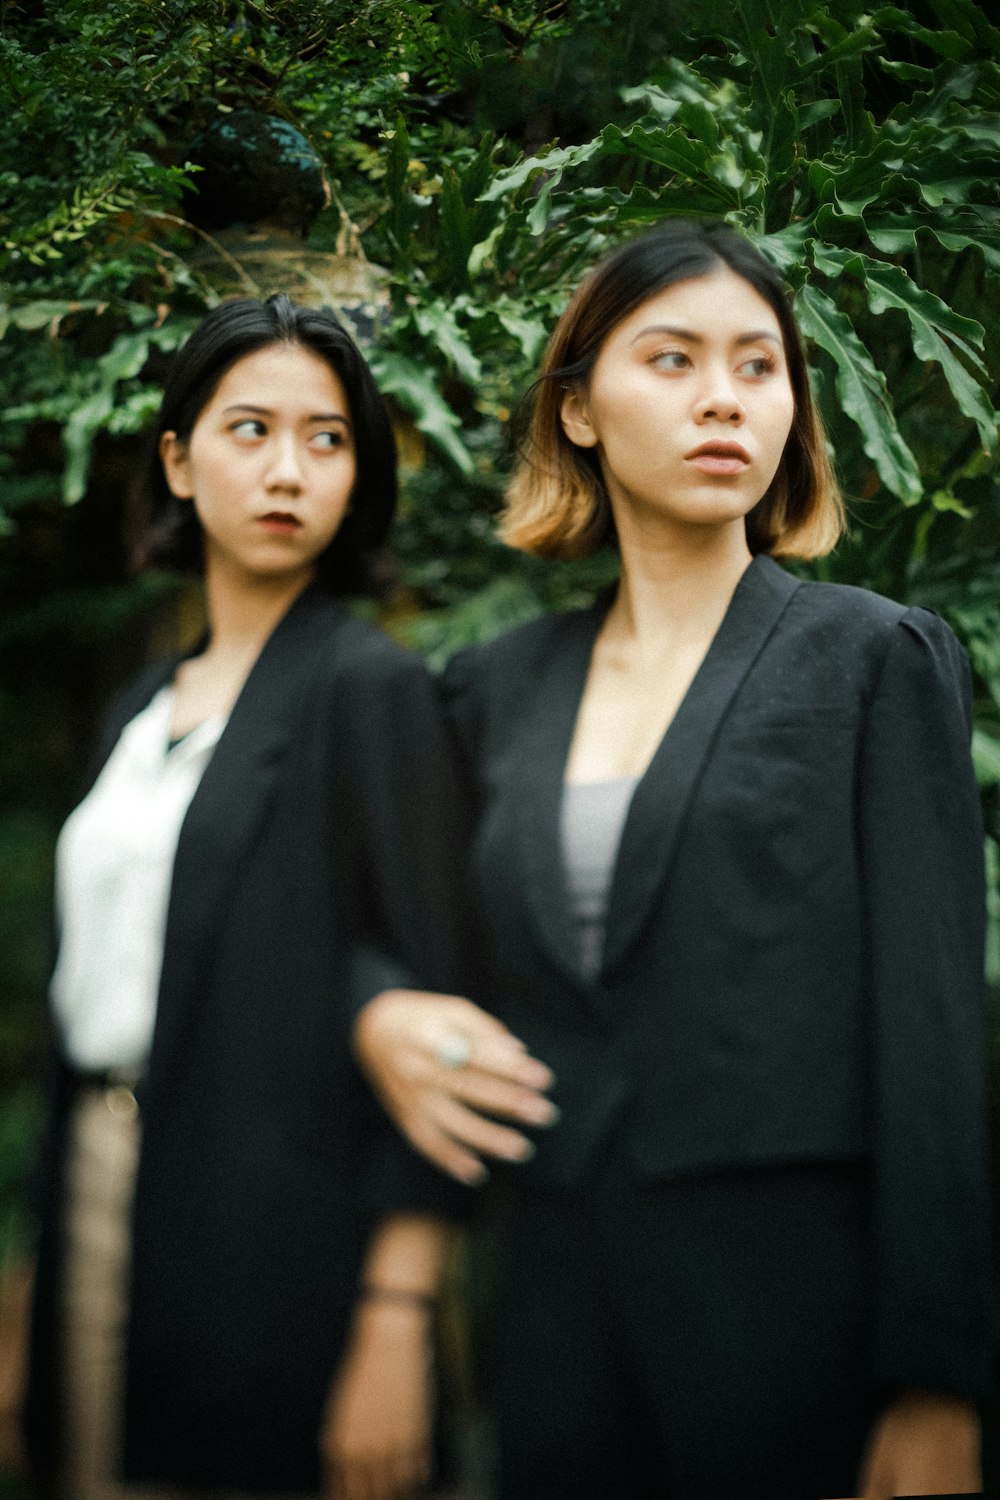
[7, 297, 470, 1500]
[356, 221, 992, 1499]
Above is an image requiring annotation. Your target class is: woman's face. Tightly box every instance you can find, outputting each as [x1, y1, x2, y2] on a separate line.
[160, 341, 357, 588]
[560, 267, 795, 542]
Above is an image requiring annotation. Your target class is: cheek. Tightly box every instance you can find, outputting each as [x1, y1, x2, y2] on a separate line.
[186, 441, 236, 496]
[761, 394, 796, 462]
[587, 384, 662, 461]
[326, 461, 356, 512]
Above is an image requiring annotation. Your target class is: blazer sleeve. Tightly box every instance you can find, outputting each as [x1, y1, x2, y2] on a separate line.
[438, 644, 486, 809]
[344, 643, 475, 1007]
[340, 640, 477, 1221]
[858, 606, 994, 1399]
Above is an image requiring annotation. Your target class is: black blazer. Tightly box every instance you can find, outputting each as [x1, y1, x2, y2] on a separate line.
[443, 554, 993, 1401]
[27, 586, 469, 1491]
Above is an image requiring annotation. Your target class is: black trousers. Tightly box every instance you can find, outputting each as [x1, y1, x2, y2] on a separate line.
[489, 1157, 885, 1500]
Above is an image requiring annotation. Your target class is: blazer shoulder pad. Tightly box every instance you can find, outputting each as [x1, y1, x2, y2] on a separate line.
[793, 577, 907, 634]
[321, 610, 430, 690]
[445, 603, 596, 691]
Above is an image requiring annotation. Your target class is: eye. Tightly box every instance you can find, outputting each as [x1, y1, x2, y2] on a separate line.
[650, 350, 691, 372]
[738, 355, 778, 378]
[230, 418, 266, 438]
[310, 428, 347, 450]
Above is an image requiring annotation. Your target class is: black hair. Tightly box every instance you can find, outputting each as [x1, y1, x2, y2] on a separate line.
[144, 295, 397, 595]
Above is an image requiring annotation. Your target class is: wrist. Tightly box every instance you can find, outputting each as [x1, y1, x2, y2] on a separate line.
[351, 1296, 436, 1353]
[358, 1283, 437, 1311]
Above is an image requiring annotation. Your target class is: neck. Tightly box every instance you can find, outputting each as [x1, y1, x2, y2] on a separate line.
[201, 559, 315, 665]
[607, 517, 753, 649]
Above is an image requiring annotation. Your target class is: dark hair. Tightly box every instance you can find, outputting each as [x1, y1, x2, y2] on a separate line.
[144, 295, 397, 594]
[502, 218, 842, 560]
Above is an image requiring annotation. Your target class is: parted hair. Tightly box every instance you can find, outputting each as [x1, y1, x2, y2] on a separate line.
[501, 219, 843, 560]
[142, 295, 397, 595]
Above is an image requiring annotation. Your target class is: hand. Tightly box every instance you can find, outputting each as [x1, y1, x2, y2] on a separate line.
[353, 990, 558, 1184]
[322, 1299, 434, 1500]
[856, 1390, 981, 1498]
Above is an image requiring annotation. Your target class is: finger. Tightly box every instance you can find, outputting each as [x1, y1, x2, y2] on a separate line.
[333, 1451, 379, 1500]
[402, 1111, 491, 1185]
[418, 1000, 554, 1089]
[382, 1440, 429, 1499]
[355, 1457, 382, 1500]
[434, 1000, 555, 1082]
[456, 1036, 555, 1092]
[388, 1445, 430, 1498]
[432, 1093, 537, 1163]
[382, 1451, 418, 1500]
[444, 1066, 559, 1127]
[327, 1458, 355, 1500]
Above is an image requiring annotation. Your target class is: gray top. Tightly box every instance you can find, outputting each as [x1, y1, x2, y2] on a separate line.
[560, 776, 639, 979]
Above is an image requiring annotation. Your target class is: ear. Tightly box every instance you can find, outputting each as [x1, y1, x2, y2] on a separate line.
[559, 386, 599, 450]
[159, 430, 194, 499]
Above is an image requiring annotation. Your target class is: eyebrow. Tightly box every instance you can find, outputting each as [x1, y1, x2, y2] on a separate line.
[629, 325, 783, 348]
[222, 403, 352, 427]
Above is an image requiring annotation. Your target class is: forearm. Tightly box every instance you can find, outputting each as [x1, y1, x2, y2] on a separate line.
[358, 1213, 452, 1302]
[323, 1217, 450, 1498]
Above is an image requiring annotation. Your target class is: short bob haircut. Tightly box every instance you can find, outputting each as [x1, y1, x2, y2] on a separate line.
[143, 295, 397, 595]
[501, 218, 843, 561]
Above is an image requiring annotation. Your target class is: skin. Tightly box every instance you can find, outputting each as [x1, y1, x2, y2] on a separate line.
[353, 270, 982, 1495]
[558, 265, 792, 783]
[159, 341, 359, 735]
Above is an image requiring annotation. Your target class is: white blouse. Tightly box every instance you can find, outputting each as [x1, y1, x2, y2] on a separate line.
[49, 686, 226, 1073]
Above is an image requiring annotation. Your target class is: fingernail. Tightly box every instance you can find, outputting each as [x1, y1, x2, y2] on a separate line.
[522, 1099, 560, 1126]
[463, 1163, 490, 1186]
[507, 1138, 536, 1162]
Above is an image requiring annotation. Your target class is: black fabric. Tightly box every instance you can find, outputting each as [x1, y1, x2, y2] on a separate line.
[490, 1161, 884, 1500]
[26, 586, 472, 1492]
[442, 554, 994, 1405]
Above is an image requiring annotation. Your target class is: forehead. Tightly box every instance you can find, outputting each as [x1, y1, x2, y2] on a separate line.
[207, 341, 349, 409]
[610, 266, 784, 345]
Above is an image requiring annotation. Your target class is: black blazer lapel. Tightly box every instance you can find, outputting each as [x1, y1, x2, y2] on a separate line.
[602, 555, 801, 979]
[141, 587, 344, 1127]
[86, 661, 178, 791]
[514, 600, 612, 986]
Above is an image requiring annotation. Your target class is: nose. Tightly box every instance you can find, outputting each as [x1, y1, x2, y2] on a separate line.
[265, 432, 304, 490]
[694, 364, 745, 424]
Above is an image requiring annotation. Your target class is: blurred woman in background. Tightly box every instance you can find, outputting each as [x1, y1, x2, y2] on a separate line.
[4, 295, 479, 1500]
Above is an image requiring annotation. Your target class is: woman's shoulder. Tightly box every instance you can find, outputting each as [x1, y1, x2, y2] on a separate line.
[786, 572, 904, 628]
[443, 602, 596, 689]
[301, 598, 429, 686]
[786, 572, 960, 650]
[780, 574, 969, 701]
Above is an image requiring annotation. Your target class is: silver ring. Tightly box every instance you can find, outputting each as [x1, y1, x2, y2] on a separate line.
[434, 1032, 472, 1069]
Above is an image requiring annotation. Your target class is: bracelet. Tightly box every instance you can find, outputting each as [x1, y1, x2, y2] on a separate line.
[359, 1284, 437, 1310]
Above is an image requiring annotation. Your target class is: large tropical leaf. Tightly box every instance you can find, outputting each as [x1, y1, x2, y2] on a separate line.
[795, 285, 924, 503]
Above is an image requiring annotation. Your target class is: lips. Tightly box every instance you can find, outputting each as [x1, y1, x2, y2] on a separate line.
[256, 511, 303, 533]
[684, 440, 751, 476]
